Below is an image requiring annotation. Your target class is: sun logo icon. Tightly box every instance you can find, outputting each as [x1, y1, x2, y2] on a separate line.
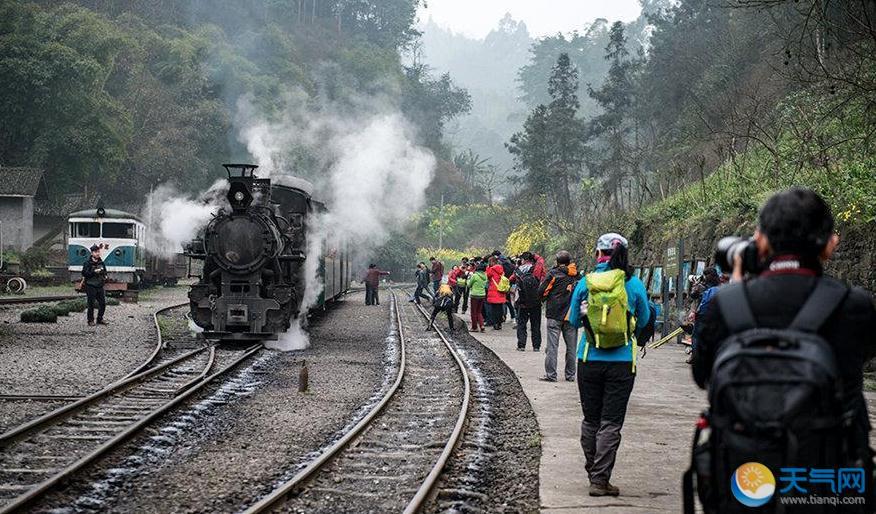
[730, 462, 776, 507]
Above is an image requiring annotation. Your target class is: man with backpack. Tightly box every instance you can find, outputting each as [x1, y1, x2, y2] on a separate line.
[513, 252, 542, 352]
[568, 233, 650, 497]
[538, 250, 579, 381]
[688, 187, 876, 513]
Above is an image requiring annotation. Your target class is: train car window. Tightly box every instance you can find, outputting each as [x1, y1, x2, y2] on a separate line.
[75, 222, 101, 237]
[103, 223, 135, 238]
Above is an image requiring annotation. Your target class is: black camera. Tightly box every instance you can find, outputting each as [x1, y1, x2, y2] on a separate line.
[714, 236, 760, 274]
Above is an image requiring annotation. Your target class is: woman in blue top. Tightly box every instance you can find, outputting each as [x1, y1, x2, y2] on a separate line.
[568, 232, 650, 498]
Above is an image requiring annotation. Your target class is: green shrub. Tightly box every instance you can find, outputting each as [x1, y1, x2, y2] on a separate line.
[51, 305, 72, 317]
[106, 297, 120, 306]
[30, 268, 54, 278]
[21, 306, 58, 323]
[57, 299, 88, 313]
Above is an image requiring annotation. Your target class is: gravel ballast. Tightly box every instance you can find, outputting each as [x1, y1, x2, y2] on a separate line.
[36, 290, 393, 513]
[0, 287, 189, 432]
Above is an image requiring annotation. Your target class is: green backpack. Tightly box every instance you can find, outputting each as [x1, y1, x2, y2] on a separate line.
[585, 269, 631, 349]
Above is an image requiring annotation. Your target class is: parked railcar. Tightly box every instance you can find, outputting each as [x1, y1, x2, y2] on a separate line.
[67, 206, 187, 293]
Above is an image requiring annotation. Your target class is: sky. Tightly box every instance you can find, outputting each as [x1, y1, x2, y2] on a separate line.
[417, 0, 643, 39]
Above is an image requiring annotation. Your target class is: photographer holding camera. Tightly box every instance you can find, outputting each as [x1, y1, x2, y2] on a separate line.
[687, 187, 876, 513]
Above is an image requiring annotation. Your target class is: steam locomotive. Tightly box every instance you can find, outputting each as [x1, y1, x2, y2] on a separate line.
[185, 164, 350, 341]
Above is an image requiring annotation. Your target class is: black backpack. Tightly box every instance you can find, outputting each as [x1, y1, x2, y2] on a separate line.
[515, 270, 541, 307]
[683, 278, 858, 514]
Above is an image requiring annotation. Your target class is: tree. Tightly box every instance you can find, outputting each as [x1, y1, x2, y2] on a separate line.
[508, 53, 586, 218]
[586, 22, 642, 208]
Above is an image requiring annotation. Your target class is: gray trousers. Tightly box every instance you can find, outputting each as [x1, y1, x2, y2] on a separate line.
[577, 361, 635, 485]
[544, 318, 578, 380]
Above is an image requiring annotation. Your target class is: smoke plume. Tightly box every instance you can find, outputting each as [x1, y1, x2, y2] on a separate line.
[143, 180, 229, 257]
[236, 92, 436, 350]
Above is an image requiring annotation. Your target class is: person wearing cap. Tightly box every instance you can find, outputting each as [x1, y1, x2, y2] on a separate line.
[568, 232, 650, 497]
[82, 244, 108, 326]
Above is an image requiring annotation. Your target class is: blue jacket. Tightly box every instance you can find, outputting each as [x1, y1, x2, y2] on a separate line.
[569, 262, 651, 362]
[691, 285, 719, 349]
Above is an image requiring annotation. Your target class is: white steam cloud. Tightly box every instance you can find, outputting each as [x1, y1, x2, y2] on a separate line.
[143, 180, 229, 257]
[235, 92, 436, 351]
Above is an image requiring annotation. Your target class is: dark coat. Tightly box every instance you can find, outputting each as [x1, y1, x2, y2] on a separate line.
[416, 268, 430, 287]
[538, 265, 578, 320]
[514, 266, 541, 309]
[82, 257, 107, 288]
[692, 271, 876, 451]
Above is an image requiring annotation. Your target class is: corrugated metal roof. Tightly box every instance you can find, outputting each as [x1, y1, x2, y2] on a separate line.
[0, 167, 43, 196]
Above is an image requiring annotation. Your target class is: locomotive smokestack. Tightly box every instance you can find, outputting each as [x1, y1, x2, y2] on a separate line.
[223, 163, 258, 212]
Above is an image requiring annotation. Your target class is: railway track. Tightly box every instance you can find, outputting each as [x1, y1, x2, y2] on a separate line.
[0, 295, 80, 306]
[0, 340, 262, 513]
[244, 289, 471, 513]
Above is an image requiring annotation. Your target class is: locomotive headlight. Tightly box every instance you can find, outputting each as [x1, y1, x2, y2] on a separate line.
[234, 191, 246, 202]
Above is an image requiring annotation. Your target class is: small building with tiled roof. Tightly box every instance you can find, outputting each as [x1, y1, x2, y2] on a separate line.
[0, 166, 44, 251]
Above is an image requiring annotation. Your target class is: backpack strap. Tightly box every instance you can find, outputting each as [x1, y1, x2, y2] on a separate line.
[717, 283, 757, 332]
[788, 278, 849, 333]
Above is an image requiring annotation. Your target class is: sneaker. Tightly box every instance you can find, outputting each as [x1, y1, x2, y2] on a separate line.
[97, 320, 108, 325]
[512, 321, 518, 329]
[533, 347, 541, 352]
[538, 376, 557, 382]
[471, 325, 478, 332]
[516, 347, 525, 352]
[87, 321, 95, 326]
[480, 327, 485, 333]
[589, 483, 620, 497]
[565, 376, 576, 382]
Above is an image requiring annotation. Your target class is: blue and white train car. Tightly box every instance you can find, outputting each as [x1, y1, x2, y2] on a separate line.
[67, 207, 147, 292]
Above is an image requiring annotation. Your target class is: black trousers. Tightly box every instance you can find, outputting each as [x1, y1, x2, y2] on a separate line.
[413, 284, 431, 304]
[516, 306, 542, 349]
[86, 285, 106, 323]
[429, 304, 454, 330]
[453, 285, 469, 313]
[577, 360, 635, 485]
[365, 284, 379, 305]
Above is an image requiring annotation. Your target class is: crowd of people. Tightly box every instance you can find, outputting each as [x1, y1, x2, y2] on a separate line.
[366, 187, 876, 511]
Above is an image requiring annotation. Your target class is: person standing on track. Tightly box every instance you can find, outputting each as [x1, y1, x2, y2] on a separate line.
[412, 262, 431, 305]
[427, 283, 455, 332]
[82, 244, 108, 326]
[429, 256, 444, 296]
[364, 264, 390, 306]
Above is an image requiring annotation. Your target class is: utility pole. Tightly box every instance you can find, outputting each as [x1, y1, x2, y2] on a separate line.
[438, 193, 444, 250]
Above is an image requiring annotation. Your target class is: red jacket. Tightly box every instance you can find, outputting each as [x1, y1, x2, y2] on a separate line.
[365, 268, 389, 287]
[533, 254, 546, 282]
[486, 264, 507, 304]
[448, 268, 462, 287]
[431, 260, 444, 281]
